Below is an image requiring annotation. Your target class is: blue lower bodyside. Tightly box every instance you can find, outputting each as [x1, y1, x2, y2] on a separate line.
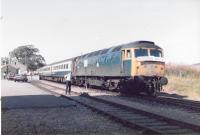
[41, 71, 71, 78]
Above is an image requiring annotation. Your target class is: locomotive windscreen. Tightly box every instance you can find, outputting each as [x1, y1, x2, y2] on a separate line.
[150, 50, 162, 57]
[135, 49, 148, 57]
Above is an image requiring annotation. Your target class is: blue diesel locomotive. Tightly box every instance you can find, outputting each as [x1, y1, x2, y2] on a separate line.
[38, 41, 168, 96]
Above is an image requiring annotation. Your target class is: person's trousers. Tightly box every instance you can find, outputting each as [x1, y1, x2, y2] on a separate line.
[66, 81, 71, 93]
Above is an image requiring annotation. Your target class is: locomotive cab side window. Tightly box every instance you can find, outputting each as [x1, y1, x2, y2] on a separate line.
[126, 50, 131, 59]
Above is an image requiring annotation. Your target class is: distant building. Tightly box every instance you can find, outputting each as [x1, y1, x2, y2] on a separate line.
[1, 57, 9, 65]
[1, 57, 27, 78]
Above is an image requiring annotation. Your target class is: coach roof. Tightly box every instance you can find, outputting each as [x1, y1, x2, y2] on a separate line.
[47, 57, 75, 66]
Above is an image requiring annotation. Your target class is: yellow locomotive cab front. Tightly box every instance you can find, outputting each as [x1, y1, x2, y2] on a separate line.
[132, 48, 165, 77]
[135, 57, 165, 76]
[120, 47, 168, 96]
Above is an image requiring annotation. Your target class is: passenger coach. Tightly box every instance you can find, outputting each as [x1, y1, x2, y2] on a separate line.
[38, 59, 73, 82]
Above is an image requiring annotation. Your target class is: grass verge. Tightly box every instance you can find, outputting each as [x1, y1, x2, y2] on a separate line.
[164, 64, 200, 101]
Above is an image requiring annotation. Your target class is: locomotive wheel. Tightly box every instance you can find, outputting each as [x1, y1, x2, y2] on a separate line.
[146, 81, 157, 97]
[107, 81, 118, 91]
[119, 81, 129, 94]
[147, 88, 156, 97]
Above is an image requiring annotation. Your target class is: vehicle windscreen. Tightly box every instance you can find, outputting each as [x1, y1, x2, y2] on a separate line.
[135, 49, 148, 57]
[150, 49, 162, 57]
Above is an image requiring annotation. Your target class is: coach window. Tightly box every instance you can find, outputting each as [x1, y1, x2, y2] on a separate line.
[126, 50, 131, 59]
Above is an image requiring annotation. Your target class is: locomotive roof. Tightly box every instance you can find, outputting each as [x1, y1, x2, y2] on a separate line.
[80, 41, 162, 58]
[121, 41, 162, 49]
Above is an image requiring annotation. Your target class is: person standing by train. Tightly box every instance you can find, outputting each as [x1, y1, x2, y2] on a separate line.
[65, 72, 72, 94]
[3, 72, 6, 79]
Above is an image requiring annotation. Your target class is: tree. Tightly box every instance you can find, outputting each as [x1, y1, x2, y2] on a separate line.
[10, 45, 46, 71]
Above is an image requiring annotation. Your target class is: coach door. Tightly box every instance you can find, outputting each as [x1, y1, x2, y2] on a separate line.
[121, 50, 125, 73]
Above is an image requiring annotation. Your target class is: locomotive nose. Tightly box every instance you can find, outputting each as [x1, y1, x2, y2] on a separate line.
[137, 63, 164, 76]
[135, 57, 165, 76]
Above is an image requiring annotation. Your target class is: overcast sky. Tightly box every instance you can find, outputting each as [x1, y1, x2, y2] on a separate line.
[1, 0, 200, 64]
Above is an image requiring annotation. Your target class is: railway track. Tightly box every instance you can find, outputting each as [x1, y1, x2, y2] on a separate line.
[73, 82, 200, 113]
[39, 80, 200, 113]
[32, 81, 200, 135]
[122, 95, 200, 113]
[148, 95, 200, 112]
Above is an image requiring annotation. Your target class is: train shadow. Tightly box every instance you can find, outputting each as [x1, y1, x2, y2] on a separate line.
[1, 95, 77, 111]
